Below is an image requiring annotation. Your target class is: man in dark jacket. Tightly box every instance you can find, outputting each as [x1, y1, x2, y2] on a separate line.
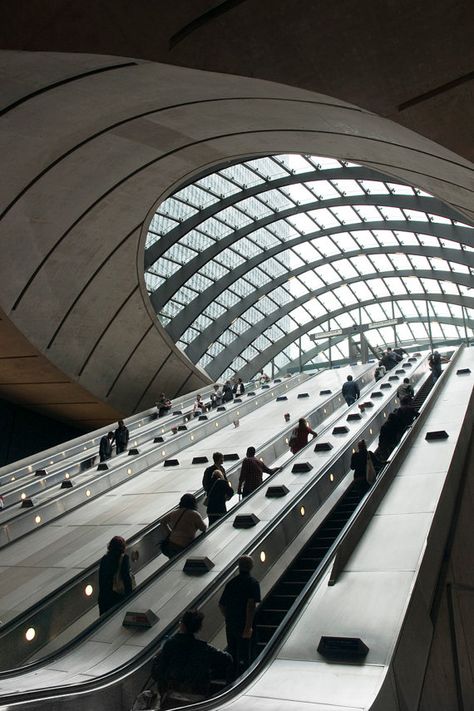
[237, 447, 278, 497]
[219, 555, 261, 676]
[153, 610, 232, 709]
[114, 420, 129, 454]
[202, 452, 226, 493]
[341, 375, 360, 406]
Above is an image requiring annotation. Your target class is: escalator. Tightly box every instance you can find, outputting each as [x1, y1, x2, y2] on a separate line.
[0, 350, 463, 711]
[253, 366, 441, 657]
[255, 483, 362, 650]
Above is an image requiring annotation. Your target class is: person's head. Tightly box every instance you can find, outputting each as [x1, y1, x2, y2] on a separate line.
[357, 439, 367, 452]
[387, 347, 392, 352]
[347, 375, 353, 381]
[213, 384, 219, 391]
[403, 378, 410, 384]
[196, 394, 202, 400]
[118, 419, 124, 427]
[179, 493, 198, 510]
[212, 451, 223, 465]
[246, 446, 256, 458]
[238, 378, 243, 383]
[107, 535, 126, 555]
[238, 555, 254, 573]
[180, 609, 204, 635]
[107, 431, 114, 440]
[298, 418, 307, 428]
[160, 392, 165, 398]
[434, 350, 439, 355]
[212, 469, 224, 480]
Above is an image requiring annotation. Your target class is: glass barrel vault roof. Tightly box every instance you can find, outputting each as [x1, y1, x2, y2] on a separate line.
[144, 154, 474, 381]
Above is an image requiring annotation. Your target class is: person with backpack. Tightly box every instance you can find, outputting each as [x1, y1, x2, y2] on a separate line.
[98, 535, 134, 615]
[288, 418, 317, 454]
[206, 470, 234, 525]
[152, 609, 232, 709]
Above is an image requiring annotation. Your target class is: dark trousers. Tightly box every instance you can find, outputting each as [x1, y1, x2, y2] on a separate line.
[226, 628, 252, 677]
[116, 442, 127, 454]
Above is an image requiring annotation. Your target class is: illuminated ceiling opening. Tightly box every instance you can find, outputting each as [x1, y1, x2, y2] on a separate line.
[144, 154, 474, 381]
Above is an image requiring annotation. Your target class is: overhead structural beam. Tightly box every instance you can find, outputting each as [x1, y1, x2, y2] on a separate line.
[146, 165, 390, 256]
[144, 165, 466, 270]
[147, 195, 469, 298]
[189, 268, 472, 371]
[179, 242, 474, 354]
[207, 292, 474, 380]
[154, 217, 472, 332]
[282, 315, 474, 373]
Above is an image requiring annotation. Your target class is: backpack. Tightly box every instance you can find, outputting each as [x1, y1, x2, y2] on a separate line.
[288, 427, 298, 449]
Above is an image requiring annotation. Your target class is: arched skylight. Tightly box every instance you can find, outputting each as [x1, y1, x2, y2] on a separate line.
[144, 155, 474, 381]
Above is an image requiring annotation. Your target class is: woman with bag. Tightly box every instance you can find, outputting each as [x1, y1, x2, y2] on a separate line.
[160, 494, 206, 558]
[350, 440, 377, 489]
[206, 470, 234, 525]
[98, 535, 134, 615]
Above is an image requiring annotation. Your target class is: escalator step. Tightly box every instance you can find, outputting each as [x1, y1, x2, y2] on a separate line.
[273, 582, 305, 595]
[256, 624, 279, 642]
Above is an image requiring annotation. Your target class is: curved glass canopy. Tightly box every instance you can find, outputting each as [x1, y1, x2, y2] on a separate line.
[144, 155, 474, 381]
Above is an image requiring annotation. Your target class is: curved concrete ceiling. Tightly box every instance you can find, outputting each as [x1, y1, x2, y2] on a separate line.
[0, 51, 472, 427]
[0, 1, 473, 161]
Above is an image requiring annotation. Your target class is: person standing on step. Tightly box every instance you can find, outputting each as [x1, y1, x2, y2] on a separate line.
[219, 555, 261, 677]
[237, 447, 278, 498]
[342, 375, 360, 406]
[114, 419, 129, 454]
[202, 452, 227, 494]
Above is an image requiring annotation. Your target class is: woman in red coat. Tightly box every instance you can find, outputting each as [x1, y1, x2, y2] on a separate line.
[289, 418, 317, 454]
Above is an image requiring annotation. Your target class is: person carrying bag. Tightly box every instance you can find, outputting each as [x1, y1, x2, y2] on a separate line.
[160, 494, 207, 558]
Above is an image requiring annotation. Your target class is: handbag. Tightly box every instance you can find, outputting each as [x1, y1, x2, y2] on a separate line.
[366, 453, 377, 485]
[160, 509, 187, 556]
[203, 477, 219, 508]
[112, 554, 125, 595]
[113, 554, 137, 593]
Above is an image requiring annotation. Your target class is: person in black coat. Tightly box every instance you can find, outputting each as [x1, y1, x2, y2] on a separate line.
[99, 431, 114, 462]
[98, 535, 133, 615]
[114, 420, 129, 454]
[350, 440, 376, 490]
[206, 470, 234, 525]
[222, 381, 234, 403]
